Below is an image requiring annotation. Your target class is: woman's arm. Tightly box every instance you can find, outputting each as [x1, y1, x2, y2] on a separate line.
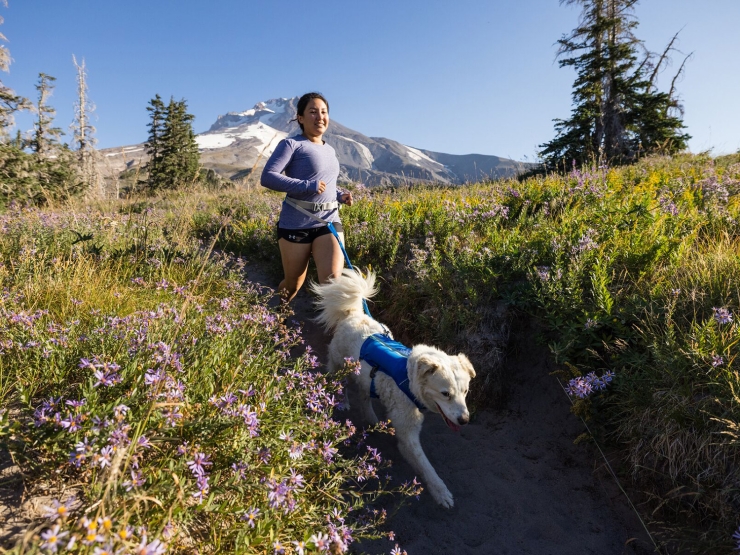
[260, 140, 320, 194]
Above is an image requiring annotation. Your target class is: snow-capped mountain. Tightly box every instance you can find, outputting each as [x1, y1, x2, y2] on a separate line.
[100, 97, 524, 186]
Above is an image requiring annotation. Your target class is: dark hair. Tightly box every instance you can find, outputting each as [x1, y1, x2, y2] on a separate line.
[293, 92, 329, 132]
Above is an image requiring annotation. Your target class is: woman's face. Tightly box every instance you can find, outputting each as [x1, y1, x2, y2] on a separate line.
[298, 98, 329, 142]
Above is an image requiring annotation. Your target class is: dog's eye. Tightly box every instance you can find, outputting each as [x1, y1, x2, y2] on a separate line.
[441, 391, 450, 398]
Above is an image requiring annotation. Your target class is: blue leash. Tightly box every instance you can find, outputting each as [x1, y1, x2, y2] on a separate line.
[326, 220, 372, 317]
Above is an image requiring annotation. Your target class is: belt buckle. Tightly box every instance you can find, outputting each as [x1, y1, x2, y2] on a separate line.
[311, 202, 321, 212]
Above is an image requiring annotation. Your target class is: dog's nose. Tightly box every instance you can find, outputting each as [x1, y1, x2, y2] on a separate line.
[457, 414, 469, 426]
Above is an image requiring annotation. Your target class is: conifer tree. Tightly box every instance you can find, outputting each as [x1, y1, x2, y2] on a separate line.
[539, 0, 690, 169]
[142, 94, 166, 191]
[160, 98, 199, 189]
[143, 95, 199, 192]
[30, 73, 63, 157]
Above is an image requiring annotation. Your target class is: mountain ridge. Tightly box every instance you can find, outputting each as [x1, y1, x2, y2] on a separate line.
[99, 97, 526, 186]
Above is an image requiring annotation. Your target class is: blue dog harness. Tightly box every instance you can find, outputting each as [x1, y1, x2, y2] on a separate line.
[360, 334, 426, 410]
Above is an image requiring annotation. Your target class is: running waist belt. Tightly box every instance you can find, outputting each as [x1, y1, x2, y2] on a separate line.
[284, 197, 338, 212]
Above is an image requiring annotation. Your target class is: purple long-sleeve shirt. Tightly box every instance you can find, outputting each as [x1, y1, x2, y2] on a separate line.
[260, 134, 345, 229]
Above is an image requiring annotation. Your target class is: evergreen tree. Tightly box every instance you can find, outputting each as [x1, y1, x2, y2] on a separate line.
[160, 98, 199, 189]
[540, 0, 690, 169]
[142, 94, 166, 191]
[30, 73, 63, 157]
[143, 95, 199, 193]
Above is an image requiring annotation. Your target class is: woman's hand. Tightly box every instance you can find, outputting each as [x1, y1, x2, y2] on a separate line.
[317, 180, 327, 194]
[340, 192, 353, 206]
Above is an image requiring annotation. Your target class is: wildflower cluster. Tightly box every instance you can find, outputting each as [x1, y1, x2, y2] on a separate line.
[565, 371, 615, 399]
[38, 507, 166, 555]
[0, 204, 414, 554]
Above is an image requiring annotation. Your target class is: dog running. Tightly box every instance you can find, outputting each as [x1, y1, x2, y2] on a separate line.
[310, 269, 476, 508]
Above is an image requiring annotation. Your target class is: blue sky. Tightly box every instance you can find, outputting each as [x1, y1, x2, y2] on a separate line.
[2, 0, 738, 160]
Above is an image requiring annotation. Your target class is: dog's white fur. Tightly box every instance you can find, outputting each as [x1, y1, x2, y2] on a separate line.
[310, 269, 476, 508]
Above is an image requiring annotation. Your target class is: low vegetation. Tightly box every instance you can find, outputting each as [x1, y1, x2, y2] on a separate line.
[196, 152, 740, 553]
[2, 152, 740, 553]
[0, 195, 417, 554]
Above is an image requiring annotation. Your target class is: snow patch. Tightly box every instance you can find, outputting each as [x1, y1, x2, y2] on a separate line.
[237, 123, 288, 149]
[196, 133, 236, 149]
[196, 123, 287, 152]
[404, 145, 444, 168]
[336, 135, 374, 167]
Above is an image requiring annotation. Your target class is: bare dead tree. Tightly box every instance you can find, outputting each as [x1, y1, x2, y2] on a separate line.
[647, 29, 683, 91]
[70, 55, 101, 196]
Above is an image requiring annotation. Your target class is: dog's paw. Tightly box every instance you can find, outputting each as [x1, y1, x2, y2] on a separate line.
[430, 485, 454, 508]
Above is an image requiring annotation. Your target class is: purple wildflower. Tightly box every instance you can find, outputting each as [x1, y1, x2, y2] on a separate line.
[319, 442, 338, 463]
[113, 404, 129, 421]
[93, 369, 122, 388]
[566, 370, 614, 398]
[288, 442, 304, 460]
[187, 452, 213, 477]
[41, 497, 76, 521]
[241, 507, 260, 528]
[40, 524, 69, 552]
[123, 470, 146, 491]
[713, 307, 733, 325]
[96, 446, 113, 469]
[61, 414, 84, 433]
[137, 435, 153, 450]
[311, 532, 331, 552]
[712, 355, 725, 367]
[134, 536, 166, 555]
[192, 475, 210, 502]
[231, 461, 248, 481]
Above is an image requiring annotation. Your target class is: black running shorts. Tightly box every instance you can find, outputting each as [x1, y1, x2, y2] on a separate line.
[277, 223, 343, 244]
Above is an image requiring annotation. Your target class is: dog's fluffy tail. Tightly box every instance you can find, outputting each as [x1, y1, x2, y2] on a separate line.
[309, 268, 378, 333]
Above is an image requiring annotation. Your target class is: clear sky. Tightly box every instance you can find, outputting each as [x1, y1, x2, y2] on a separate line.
[2, 0, 738, 161]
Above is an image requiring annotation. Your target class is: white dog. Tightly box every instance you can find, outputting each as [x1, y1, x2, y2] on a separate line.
[310, 269, 476, 508]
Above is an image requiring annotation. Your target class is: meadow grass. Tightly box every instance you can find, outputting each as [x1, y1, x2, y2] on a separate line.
[3, 152, 740, 553]
[0, 194, 418, 554]
[196, 152, 740, 552]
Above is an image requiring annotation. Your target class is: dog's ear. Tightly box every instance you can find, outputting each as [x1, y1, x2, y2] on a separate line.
[417, 355, 439, 376]
[457, 354, 476, 379]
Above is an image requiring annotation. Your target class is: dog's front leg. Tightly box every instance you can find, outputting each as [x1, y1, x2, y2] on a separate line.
[391, 407, 454, 508]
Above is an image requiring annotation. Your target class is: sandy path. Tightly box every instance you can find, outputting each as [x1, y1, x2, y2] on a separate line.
[280, 280, 655, 555]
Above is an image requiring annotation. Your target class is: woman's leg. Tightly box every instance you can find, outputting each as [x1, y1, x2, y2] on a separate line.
[312, 232, 345, 284]
[277, 238, 313, 301]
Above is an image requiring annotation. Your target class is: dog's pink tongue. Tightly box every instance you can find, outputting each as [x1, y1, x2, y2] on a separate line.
[437, 404, 461, 432]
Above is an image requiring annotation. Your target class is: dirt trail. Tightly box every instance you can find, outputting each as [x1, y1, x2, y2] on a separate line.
[279, 277, 655, 555]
